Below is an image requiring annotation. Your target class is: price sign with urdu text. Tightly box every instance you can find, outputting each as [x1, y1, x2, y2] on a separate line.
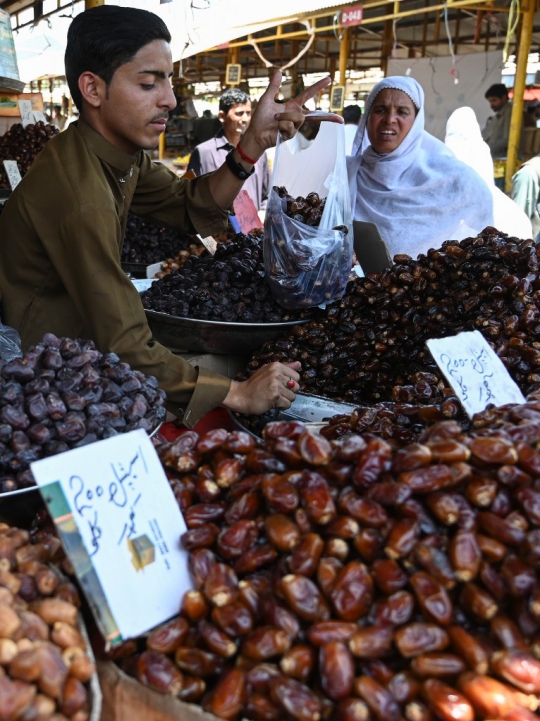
[18, 99, 34, 128]
[426, 330, 526, 418]
[3, 160, 21, 189]
[31, 430, 192, 646]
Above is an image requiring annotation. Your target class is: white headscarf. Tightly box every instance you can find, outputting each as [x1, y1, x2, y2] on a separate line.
[445, 107, 532, 240]
[445, 107, 495, 188]
[347, 77, 494, 260]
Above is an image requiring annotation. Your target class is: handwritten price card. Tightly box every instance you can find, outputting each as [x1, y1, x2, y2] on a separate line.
[233, 189, 263, 234]
[3, 160, 21, 189]
[31, 429, 192, 645]
[18, 99, 34, 128]
[426, 330, 525, 418]
[196, 233, 217, 256]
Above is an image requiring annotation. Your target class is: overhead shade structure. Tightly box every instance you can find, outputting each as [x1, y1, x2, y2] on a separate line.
[110, 0, 347, 60]
[14, 19, 70, 81]
[12, 0, 346, 81]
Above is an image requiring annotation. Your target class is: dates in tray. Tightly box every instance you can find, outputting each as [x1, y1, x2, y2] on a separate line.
[121, 213, 202, 267]
[141, 232, 313, 323]
[0, 333, 166, 492]
[0, 122, 59, 190]
[114, 406, 540, 721]
[243, 228, 540, 408]
[0, 518, 95, 719]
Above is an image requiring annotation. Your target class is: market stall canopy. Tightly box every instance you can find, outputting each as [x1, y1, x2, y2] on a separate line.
[110, 0, 347, 61]
[13, 18, 70, 82]
[7, 0, 346, 82]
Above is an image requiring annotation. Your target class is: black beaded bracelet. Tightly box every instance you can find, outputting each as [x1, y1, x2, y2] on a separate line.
[225, 149, 255, 181]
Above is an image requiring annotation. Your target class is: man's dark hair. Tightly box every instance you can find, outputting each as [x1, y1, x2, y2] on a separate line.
[485, 83, 509, 100]
[219, 88, 251, 114]
[343, 105, 362, 125]
[65, 5, 171, 110]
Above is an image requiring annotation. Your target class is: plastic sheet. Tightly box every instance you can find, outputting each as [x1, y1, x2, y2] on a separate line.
[0, 320, 22, 361]
[263, 120, 353, 309]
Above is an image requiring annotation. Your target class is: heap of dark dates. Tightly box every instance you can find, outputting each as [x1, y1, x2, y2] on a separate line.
[121, 213, 203, 267]
[0, 122, 59, 189]
[141, 233, 313, 323]
[155, 244, 207, 278]
[113, 401, 540, 721]
[274, 186, 326, 227]
[0, 520, 95, 719]
[243, 229, 540, 405]
[0, 333, 166, 493]
[155, 225, 259, 279]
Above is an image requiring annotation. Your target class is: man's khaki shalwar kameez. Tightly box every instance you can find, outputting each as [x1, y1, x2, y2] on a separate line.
[0, 119, 232, 427]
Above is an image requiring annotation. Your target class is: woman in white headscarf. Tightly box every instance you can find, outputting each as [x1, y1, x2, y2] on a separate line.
[445, 106, 532, 239]
[347, 77, 494, 261]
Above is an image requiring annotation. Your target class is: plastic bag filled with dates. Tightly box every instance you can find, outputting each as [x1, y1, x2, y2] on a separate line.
[263, 118, 353, 310]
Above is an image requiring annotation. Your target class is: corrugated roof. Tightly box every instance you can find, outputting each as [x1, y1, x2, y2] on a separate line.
[123, 0, 350, 60]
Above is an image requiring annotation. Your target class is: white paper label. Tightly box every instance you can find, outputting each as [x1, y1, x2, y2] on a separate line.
[18, 99, 34, 128]
[33, 110, 46, 123]
[426, 330, 526, 418]
[146, 261, 163, 279]
[3, 160, 22, 189]
[31, 430, 192, 644]
[197, 233, 217, 255]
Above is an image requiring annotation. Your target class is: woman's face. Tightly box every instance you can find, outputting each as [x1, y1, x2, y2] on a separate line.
[367, 88, 417, 153]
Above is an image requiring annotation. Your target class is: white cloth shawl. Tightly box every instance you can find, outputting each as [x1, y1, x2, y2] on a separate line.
[347, 77, 494, 261]
[445, 107, 532, 240]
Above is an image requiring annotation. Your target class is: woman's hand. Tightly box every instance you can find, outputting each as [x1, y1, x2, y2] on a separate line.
[222, 361, 301, 415]
[237, 71, 334, 160]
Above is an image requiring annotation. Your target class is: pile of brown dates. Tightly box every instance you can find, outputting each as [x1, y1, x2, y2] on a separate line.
[274, 186, 327, 227]
[243, 228, 540, 406]
[0, 122, 59, 189]
[114, 401, 540, 721]
[236, 376, 469, 447]
[121, 213, 202, 266]
[141, 233, 313, 323]
[155, 244, 207, 278]
[0, 521, 95, 719]
[0, 333, 166, 493]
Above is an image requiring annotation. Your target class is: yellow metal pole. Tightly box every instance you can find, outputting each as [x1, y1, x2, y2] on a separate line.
[85, 0, 104, 7]
[339, 27, 350, 87]
[505, 0, 535, 192]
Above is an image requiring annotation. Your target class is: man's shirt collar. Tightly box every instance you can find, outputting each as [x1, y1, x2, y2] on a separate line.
[214, 127, 234, 151]
[76, 117, 139, 174]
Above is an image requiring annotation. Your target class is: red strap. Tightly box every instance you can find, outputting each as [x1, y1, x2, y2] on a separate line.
[236, 141, 258, 166]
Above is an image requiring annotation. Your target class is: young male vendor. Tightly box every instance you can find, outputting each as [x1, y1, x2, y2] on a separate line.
[0, 5, 331, 427]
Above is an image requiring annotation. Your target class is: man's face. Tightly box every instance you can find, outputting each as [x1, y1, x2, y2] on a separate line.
[219, 102, 252, 143]
[487, 94, 508, 112]
[90, 39, 176, 154]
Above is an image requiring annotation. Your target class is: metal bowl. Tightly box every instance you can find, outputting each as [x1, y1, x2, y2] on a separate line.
[145, 309, 309, 355]
[0, 486, 43, 526]
[231, 392, 358, 439]
[121, 261, 150, 278]
[0, 421, 163, 526]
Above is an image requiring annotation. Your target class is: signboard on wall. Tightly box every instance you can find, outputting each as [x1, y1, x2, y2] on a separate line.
[0, 9, 19, 81]
[330, 86, 345, 112]
[341, 5, 364, 27]
[226, 63, 242, 86]
[0, 92, 44, 118]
